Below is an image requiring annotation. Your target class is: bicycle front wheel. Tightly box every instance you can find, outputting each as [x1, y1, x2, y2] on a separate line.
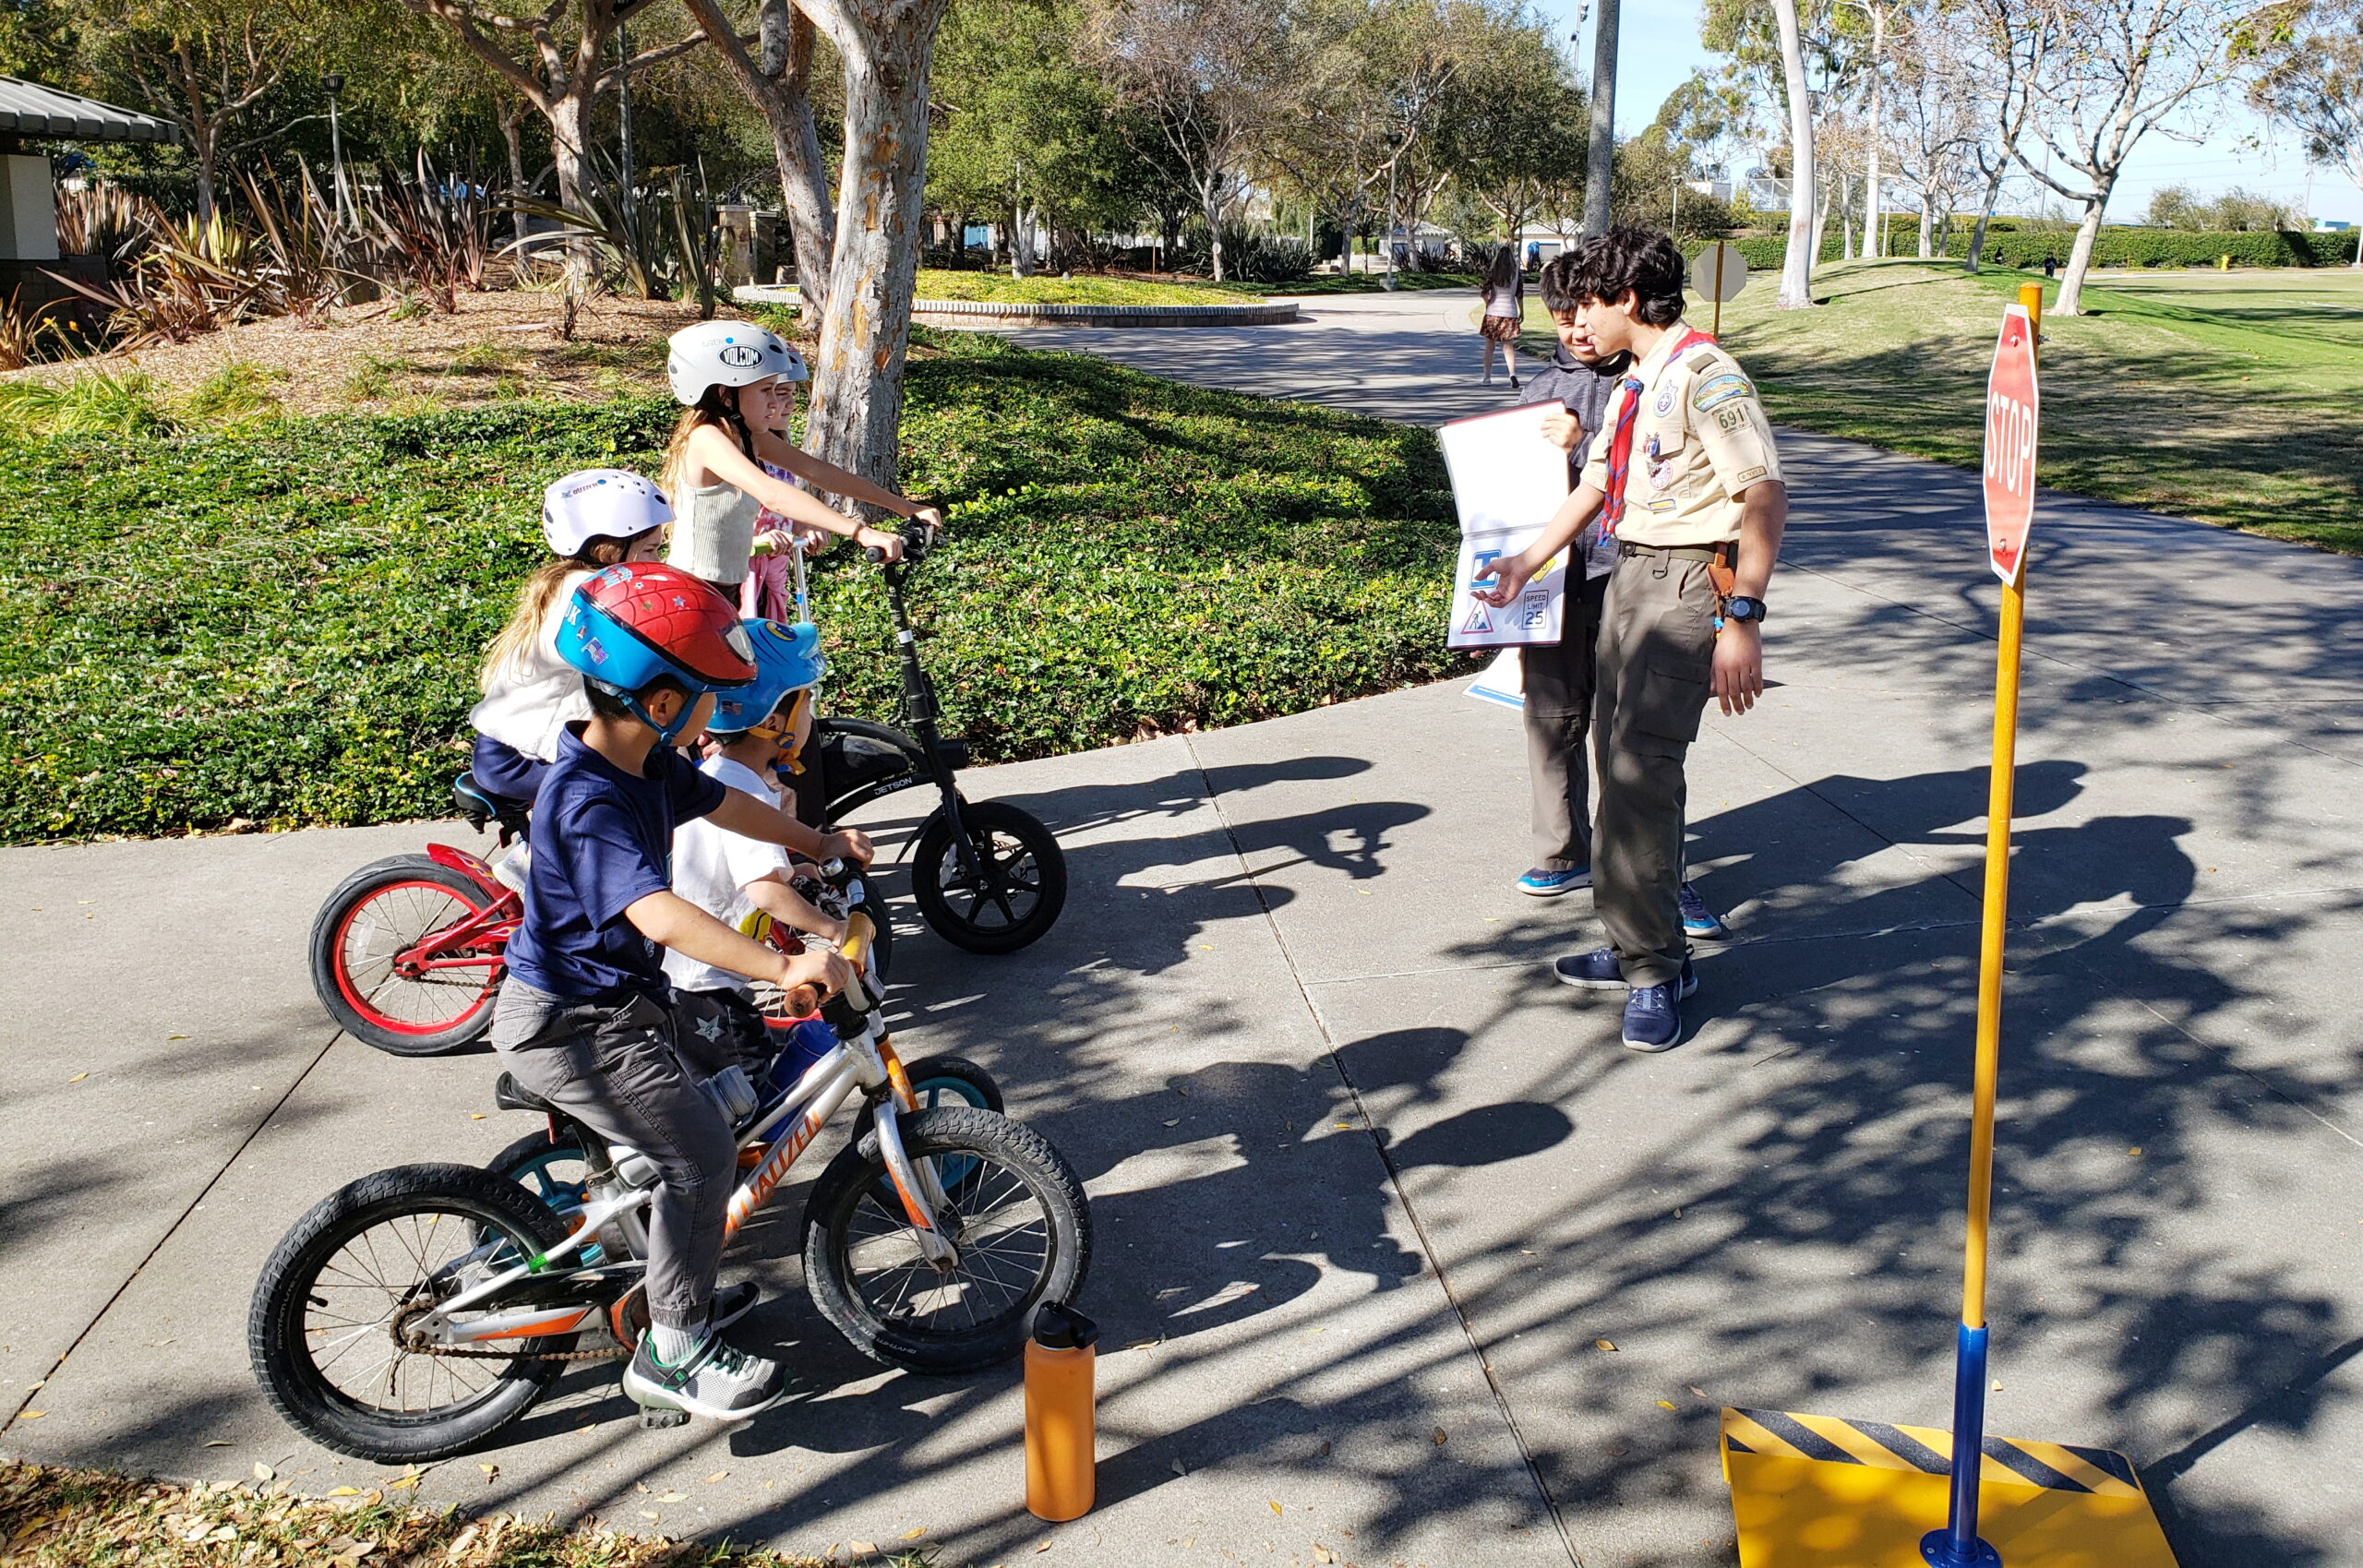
[310, 856, 509, 1056]
[910, 801, 1066, 955]
[802, 1106, 1089, 1373]
[248, 1163, 576, 1463]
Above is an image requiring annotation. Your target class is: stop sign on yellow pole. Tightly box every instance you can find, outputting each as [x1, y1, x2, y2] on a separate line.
[1983, 304, 2040, 585]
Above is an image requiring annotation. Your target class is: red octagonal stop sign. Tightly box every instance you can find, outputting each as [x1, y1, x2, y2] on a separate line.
[1984, 304, 2040, 584]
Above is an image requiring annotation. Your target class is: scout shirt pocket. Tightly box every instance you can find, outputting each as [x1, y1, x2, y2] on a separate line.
[1637, 421, 1690, 509]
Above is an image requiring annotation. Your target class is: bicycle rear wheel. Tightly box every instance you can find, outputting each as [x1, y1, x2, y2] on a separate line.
[802, 1106, 1089, 1373]
[311, 856, 509, 1056]
[248, 1163, 578, 1463]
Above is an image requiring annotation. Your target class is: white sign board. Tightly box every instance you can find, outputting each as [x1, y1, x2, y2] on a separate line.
[1439, 403, 1571, 650]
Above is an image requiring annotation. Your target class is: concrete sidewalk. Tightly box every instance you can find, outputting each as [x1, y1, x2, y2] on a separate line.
[5, 295, 2362, 1567]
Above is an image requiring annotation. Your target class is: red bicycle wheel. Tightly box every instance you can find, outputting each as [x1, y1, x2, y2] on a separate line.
[309, 856, 512, 1056]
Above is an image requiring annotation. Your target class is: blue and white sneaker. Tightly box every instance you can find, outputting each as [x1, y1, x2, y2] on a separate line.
[1679, 881, 1731, 940]
[1518, 866, 1591, 898]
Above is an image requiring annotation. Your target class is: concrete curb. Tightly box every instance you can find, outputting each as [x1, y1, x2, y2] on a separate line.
[729, 282, 1297, 329]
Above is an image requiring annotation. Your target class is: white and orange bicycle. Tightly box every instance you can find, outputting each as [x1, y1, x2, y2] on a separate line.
[248, 915, 1088, 1463]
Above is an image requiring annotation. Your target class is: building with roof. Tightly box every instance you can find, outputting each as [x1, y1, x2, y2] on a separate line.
[0, 76, 176, 309]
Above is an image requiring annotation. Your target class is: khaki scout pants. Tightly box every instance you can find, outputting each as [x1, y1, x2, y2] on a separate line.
[1522, 570, 1610, 872]
[1592, 543, 1721, 988]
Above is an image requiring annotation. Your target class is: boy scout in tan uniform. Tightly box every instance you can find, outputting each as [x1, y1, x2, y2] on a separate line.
[1475, 226, 1788, 1051]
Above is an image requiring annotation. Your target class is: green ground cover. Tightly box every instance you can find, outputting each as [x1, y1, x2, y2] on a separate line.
[1521, 260, 2363, 553]
[912, 269, 1254, 305]
[0, 329, 1455, 842]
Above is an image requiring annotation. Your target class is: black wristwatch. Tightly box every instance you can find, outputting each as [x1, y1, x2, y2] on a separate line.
[1722, 595, 1769, 625]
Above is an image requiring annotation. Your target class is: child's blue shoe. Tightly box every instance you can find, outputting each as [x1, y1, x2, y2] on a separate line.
[1517, 866, 1591, 898]
[1678, 881, 1730, 940]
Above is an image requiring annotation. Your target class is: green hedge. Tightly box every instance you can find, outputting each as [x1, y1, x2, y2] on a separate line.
[1714, 226, 2361, 273]
[0, 331, 1457, 842]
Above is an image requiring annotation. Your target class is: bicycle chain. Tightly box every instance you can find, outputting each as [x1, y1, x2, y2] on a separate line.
[410, 1340, 629, 1363]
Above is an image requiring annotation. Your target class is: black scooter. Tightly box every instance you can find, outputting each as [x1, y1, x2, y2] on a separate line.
[789, 520, 1067, 955]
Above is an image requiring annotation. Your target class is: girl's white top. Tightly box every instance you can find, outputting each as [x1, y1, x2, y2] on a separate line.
[1482, 281, 1522, 318]
[669, 481, 764, 586]
[468, 568, 594, 763]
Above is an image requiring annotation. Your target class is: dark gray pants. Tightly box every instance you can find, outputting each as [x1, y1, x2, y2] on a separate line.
[490, 979, 737, 1333]
[1593, 545, 1720, 988]
[1522, 570, 1611, 871]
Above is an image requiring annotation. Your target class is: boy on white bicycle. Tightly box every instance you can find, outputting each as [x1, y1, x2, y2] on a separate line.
[487, 561, 865, 1421]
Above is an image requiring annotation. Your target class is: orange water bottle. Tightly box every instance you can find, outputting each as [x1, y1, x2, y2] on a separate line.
[1024, 1302, 1098, 1521]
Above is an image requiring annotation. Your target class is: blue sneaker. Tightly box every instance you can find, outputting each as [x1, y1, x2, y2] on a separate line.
[1553, 946, 1625, 989]
[1679, 881, 1731, 940]
[1621, 960, 1697, 1051]
[1518, 866, 1591, 897]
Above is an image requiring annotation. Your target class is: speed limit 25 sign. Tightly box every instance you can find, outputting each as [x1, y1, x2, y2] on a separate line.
[1984, 304, 2040, 584]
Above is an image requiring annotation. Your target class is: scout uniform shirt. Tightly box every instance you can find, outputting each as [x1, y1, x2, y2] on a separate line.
[1577, 321, 1782, 546]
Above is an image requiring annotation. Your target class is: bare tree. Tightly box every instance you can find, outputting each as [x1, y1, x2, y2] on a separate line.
[1888, 15, 1984, 257]
[1949, 0, 2051, 274]
[1772, 0, 1818, 307]
[402, 0, 710, 261]
[2015, 0, 2247, 314]
[2243, 0, 2363, 267]
[798, 0, 954, 485]
[678, 0, 837, 311]
[94, 0, 335, 224]
[1847, 0, 1899, 257]
[1086, 0, 1283, 282]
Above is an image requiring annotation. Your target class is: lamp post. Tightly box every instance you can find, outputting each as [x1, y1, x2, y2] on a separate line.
[323, 73, 352, 230]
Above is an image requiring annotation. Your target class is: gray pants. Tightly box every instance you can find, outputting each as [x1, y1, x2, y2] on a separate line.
[1593, 545, 1720, 988]
[1522, 570, 1611, 871]
[490, 979, 737, 1333]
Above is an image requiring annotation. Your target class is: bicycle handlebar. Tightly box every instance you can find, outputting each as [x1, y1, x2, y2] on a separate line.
[862, 515, 943, 566]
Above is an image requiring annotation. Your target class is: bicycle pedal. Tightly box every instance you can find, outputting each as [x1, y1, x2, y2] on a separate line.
[639, 1406, 690, 1430]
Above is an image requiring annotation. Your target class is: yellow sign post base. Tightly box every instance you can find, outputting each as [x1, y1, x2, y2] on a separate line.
[1721, 1406, 2177, 1568]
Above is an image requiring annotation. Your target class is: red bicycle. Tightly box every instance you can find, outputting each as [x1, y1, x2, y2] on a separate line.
[307, 780, 525, 1056]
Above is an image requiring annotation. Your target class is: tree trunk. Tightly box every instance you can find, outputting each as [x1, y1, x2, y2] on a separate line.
[546, 88, 598, 281]
[499, 98, 529, 197]
[687, 0, 836, 315]
[2054, 193, 2107, 316]
[1964, 162, 2005, 274]
[1202, 183, 1226, 281]
[193, 132, 221, 227]
[1860, 5, 1884, 259]
[1581, 0, 1620, 235]
[1840, 174, 1855, 259]
[1918, 193, 1933, 258]
[1771, 0, 1816, 309]
[1811, 173, 1834, 270]
[802, 0, 954, 490]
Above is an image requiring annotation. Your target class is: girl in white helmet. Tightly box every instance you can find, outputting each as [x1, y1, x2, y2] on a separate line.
[659, 320, 943, 598]
[469, 469, 671, 806]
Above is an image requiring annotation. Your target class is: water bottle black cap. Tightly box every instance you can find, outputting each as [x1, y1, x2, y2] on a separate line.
[1032, 1300, 1099, 1350]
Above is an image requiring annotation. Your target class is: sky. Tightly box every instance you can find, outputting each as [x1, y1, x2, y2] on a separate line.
[1536, 0, 2363, 228]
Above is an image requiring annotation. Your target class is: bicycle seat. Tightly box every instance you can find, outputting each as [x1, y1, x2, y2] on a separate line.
[492, 1071, 561, 1117]
[453, 772, 531, 835]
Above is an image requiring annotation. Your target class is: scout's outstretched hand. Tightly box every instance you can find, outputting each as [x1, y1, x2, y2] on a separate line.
[1712, 620, 1764, 716]
[1471, 553, 1532, 608]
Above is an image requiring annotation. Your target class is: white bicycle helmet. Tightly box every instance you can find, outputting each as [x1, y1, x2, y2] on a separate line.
[666, 320, 808, 405]
[541, 469, 673, 558]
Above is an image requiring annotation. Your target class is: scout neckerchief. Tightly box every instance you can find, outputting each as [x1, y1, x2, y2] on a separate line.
[1599, 327, 1719, 536]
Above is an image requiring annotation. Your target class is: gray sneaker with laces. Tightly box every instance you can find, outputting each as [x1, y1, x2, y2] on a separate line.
[622, 1333, 788, 1421]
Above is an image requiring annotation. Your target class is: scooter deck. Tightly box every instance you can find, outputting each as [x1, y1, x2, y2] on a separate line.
[1721, 1407, 2178, 1568]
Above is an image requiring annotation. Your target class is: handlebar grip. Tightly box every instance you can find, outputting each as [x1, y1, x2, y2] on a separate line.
[784, 984, 822, 1018]
[864, 545, 885, 563]
[840, 910, 876, 970]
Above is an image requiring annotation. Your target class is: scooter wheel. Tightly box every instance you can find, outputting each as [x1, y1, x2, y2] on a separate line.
[910, 801, 1066, 955]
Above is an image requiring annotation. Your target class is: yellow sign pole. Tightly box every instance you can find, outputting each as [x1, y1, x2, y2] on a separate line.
[1712, 244, 1728, 337]
[1925, 278, 2043, 1568]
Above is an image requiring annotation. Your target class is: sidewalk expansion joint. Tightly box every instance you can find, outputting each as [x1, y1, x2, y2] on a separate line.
[0, 1029, 343, 1432]
[1182, 735, 1587, 1568]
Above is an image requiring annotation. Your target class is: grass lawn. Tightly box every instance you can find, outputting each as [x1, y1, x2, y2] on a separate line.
[1523, 259, 2363, 553]
[0, 1459, 921, 1567]
[0, 326, 1456, 841]
[913, 269, 1256, 305]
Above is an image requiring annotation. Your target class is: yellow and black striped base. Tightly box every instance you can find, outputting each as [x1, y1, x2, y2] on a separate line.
[1721, 1407, 2179, 1567]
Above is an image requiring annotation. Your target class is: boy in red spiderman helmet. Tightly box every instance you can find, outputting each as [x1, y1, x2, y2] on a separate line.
[490, 562, 870, 1423]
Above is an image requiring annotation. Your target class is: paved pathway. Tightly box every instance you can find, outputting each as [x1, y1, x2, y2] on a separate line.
[4, 292, 2361, 1567]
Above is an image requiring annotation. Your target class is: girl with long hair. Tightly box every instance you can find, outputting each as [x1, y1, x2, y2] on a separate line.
[1478, 243, 1526, 388]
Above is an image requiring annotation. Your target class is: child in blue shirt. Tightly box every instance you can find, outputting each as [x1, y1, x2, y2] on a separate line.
[489, 561, 868, 1423]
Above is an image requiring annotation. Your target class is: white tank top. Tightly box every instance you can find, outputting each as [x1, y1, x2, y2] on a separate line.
[668, 481, 764, 586]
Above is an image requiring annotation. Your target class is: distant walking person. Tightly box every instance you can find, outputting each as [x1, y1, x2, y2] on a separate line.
[1475, 225, 1786, 1052]
[1477, 245, 1525, 389]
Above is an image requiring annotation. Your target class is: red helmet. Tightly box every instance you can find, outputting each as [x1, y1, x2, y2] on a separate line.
[558, 562, 758, 695]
